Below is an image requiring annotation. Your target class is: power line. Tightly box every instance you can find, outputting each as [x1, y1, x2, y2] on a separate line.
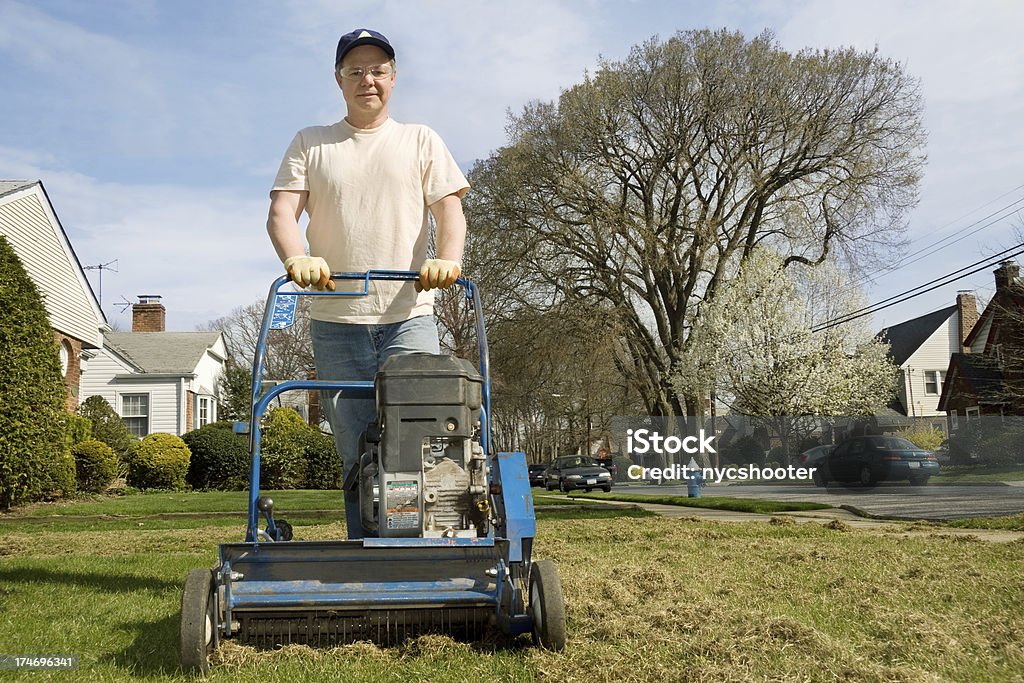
[812, 244, 1024, 332]
[852, 191, 1024, 289]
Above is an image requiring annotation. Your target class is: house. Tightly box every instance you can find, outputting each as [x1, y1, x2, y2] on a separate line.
[0, 180, 109, 412]
[876, 290, 979, 432]
[938, 261, 1024, 427]
[80, 296, 227, 437]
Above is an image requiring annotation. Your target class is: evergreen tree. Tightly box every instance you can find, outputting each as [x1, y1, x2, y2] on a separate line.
[0, 235, 69, 508]
[78, 395, 138, 458]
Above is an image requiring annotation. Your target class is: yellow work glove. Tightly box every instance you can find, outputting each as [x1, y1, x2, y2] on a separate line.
[416, 258, 461, 292]
[283, 255, 335, 291]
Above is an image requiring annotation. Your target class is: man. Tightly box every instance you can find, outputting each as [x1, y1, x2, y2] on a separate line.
[267, 28, 469, 538]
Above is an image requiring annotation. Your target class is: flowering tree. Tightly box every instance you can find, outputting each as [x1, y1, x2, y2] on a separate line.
[673, 248, 897, 457]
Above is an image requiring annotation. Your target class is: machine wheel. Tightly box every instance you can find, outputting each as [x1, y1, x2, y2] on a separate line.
[180, 568, 217, 674]
[812, 470, 827, 487]
[859, 466, 874, 487]
[909, 476, 929, 486]
[601, 485, 611, 493]
[529, 559, 566, 651]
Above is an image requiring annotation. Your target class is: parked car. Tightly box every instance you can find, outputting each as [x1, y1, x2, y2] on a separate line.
[528, 463, 548, 487]
[544, 455, 613, 492]
[819, 435, 940, 487]
[796, 445, 834, 486]
[594, 455, 618, 479]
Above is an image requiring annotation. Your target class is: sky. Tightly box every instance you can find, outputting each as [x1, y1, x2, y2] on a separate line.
[1, 0, 1022, 332]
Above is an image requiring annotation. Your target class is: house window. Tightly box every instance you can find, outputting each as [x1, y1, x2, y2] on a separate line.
[965, 407, 981, 422]
[924, 370, 945, 395]
[197, 396, 216, 428]
[949, 412, 959, 431]
[121, 394, 150, 437]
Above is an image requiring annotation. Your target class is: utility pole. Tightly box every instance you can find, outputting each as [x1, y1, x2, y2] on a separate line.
[83, 259, 118, 308]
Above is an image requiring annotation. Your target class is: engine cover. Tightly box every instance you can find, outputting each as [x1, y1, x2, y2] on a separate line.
[358, 354, 488, 538]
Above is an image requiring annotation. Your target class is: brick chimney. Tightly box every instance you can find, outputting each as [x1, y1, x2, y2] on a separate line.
[956, 291, 978, 352]
[994, 260, 1020, 291]
[132, 295, 166, 332]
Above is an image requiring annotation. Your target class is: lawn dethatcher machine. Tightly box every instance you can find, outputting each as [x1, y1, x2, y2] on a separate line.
[178, 272, 566, 674]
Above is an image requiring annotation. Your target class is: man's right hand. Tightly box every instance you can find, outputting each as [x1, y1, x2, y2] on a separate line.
[283, 255, 335, 290]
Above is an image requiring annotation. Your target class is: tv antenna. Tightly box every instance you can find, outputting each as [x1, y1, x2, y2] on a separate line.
[115, 295, 133, 314]
[83, 259, 118, 307]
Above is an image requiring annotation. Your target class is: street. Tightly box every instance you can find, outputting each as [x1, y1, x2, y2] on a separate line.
[621, 482, 1024, 521]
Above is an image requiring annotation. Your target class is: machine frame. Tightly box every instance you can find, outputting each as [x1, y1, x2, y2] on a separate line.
[178, 271, 565, 674]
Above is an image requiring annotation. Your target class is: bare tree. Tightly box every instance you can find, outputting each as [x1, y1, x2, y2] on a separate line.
[199, 296, 316, 417]
[465, 29, 925, 422]
[200, 296, 314, 381]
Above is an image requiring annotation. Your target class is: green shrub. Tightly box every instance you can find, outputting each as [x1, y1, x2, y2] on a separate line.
[260, 408, 309, 489]
[612, 455, 634, 482]
[64, 414, 92, 448]
[895, 425, 945, 451]
[300, 429, 342, 489]
[72, 439, 119, 493]
[975, 427, 1024, 466]
[767, 445, 788, 465]
[183, 423, 250, 490]
[79, 395, 138, 458]
[127, 433, 191, 490]
[720, 435, 765, 467]
[41, 444, 77, 499]
[0, 235, 70, 508]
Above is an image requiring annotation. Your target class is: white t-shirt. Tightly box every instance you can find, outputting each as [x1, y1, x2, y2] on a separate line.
[271, 118, 469, 323]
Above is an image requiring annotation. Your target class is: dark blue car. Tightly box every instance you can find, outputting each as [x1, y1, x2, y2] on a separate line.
[821, 435, 940, 486]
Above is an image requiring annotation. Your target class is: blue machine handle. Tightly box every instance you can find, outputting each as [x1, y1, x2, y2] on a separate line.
[244, 270, 493, 541]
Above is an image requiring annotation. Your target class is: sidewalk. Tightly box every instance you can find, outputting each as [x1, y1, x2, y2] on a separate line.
[573, 496, 1024, 542]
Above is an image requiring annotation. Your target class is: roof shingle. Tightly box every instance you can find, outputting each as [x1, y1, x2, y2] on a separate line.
[105, 332, 222, 374]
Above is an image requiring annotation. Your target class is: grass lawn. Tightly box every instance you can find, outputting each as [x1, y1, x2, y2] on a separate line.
[931, 464, 1024, 483]
[0, 491, 1022, 681]
[944, 512, 1024, 532]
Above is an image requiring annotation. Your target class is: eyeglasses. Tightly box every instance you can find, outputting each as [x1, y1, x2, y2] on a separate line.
[337, 63, 395, 81]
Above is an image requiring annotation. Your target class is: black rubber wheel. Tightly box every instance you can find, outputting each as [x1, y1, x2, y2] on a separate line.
[180, 568, 217, 674]
[909, 476, 929, 486]
[859, 466, 874, 487]
[530, 559, 566, 651]
[545, 482, 554, 491]
[602, 485, 611, 493]
[812, 470, 827, 487]
[559, 480, 568, 493]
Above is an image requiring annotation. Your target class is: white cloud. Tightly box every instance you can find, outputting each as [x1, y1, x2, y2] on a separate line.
[0, 146, 277, 332]
[3, 0, 1023, 333]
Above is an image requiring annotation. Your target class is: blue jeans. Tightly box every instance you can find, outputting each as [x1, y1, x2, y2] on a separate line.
[310, 316, 440, 539]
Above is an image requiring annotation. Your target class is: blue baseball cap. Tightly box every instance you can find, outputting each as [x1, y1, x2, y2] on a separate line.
[335, 28, 395, 66]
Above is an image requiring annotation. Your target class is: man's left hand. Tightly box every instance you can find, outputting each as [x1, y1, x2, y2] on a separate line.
[416, 259, 461, 291]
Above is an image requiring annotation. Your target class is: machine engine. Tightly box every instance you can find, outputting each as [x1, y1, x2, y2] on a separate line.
[357, 354, 489, 538]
